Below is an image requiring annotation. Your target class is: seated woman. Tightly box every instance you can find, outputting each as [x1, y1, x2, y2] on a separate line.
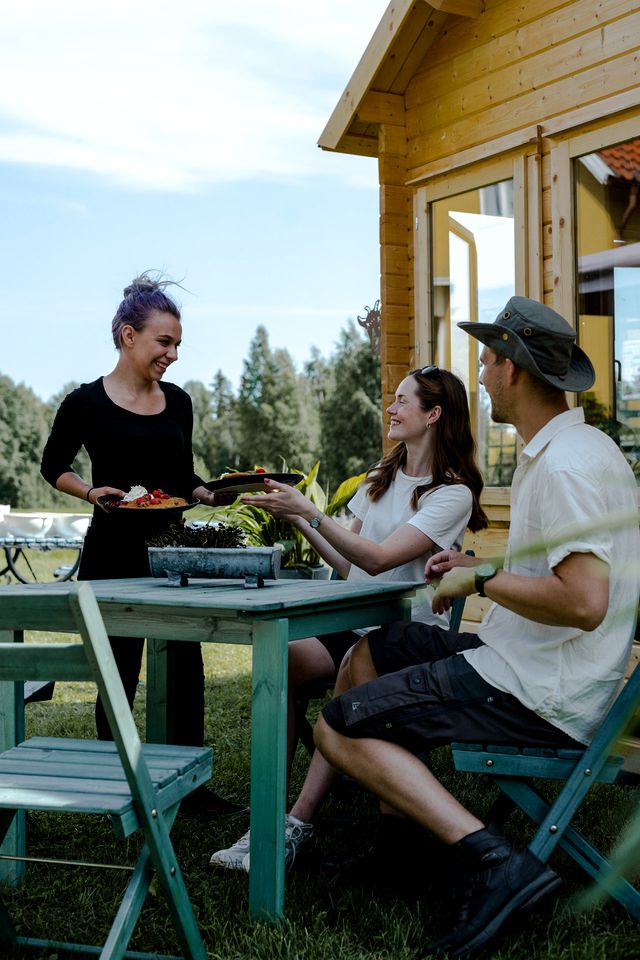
[210, 365, 487, 868]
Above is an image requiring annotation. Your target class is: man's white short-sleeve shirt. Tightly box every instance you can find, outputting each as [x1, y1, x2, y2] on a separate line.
[464, 408, 640, 744]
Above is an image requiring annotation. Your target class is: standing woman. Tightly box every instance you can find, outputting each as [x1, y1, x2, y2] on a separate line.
[210, 365, 488, 868]
[41, 273, 229, 787]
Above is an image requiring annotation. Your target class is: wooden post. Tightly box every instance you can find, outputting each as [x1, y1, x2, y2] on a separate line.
[379, 112, 412, 451]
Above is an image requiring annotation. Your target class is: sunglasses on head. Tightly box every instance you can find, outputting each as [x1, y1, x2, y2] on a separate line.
[419, 364, 440, 376]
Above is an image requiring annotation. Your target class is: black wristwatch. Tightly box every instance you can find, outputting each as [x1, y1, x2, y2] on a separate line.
[474, 562, 498, 597]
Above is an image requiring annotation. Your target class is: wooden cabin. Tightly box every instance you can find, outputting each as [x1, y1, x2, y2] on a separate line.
[319, 0, 640, 639]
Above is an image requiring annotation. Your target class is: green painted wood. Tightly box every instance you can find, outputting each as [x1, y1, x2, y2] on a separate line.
[0, 588, 78, 632]
[495, 777, 640, 919]
[103, 803, 179, 960]
[0, 630, 24, 886]
[146, 637, 169, 743]
[0, 576, 417, 925]
[451, 612, 640, 919]
[13, 937, 182, 960]
[249, 618, 289, 922]
[282, 596, 413, 641]
[451, 746, 622, 782]
[0, 583, 210, 959]
[0, 644, 90, 681]
[23, 737, 207, 760]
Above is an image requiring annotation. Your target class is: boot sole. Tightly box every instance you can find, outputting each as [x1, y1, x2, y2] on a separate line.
[447, 869, 562, 958]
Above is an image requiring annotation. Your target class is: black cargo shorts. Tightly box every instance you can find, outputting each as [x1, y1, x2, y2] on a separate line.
[322, 622, 580, 754]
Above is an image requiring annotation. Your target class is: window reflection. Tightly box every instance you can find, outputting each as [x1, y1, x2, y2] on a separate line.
[576, 138, 640, 482]
[431, 180, 516, 486]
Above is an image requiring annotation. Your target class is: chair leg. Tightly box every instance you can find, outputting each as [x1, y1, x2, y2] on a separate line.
[138, 802, 207, 960]
[496, 778, 640, 920]
[101, 801, 206, 960]
[101, 845, 154, 959]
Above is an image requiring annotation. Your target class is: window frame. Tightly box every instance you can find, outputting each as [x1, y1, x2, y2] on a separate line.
[413, 154, 533, 370]
[412, 153, 534, 494]
[556, 117, 640, 481]
[548, 116, 640, 327]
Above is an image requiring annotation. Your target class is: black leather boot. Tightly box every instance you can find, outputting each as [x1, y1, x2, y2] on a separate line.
[426, 825, 561, 958]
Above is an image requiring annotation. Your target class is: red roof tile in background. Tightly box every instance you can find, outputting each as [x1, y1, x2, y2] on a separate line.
[599, 142, 640, 181]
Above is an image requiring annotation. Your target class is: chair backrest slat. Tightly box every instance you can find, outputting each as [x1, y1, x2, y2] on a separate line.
[0, 644, 90, 682]
[0, 587, 78, 633]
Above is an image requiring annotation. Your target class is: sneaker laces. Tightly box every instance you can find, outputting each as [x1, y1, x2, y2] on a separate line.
[284, 818, 311, 867]
[233, 830, 251, 852]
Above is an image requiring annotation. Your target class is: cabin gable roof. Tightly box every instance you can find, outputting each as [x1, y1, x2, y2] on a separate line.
[318, 0, 484, 156]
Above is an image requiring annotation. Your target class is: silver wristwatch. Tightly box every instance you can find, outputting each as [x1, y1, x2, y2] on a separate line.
[309, 512, 324, 529]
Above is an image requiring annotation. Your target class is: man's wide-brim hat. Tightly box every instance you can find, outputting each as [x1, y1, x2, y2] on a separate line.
[458, 296, 595, 392]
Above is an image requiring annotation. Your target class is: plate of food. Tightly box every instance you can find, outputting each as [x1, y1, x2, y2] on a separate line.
[97, 485, 199, 516]
[204, 471, 303, 494]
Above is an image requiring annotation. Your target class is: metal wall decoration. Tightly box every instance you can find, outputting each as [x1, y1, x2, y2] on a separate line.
[357, 300, 381, 352]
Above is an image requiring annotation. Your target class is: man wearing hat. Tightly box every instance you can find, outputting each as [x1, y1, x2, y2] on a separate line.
[314, 297, 640, 957]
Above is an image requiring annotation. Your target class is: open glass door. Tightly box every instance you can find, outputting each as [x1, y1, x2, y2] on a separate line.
[431, 180, 516, 485]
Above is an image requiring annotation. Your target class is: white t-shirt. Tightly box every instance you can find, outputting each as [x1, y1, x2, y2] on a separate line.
[347, 469, 472, 626]
[464, 408, 640, 744]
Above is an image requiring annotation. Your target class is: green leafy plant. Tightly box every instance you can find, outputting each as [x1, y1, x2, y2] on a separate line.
[212, 462, 366, 573]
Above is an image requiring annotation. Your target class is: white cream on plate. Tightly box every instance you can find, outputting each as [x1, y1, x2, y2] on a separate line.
[122, 485, 148, 502]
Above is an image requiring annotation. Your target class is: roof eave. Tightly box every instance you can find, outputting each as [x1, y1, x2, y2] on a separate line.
[318, 0, 417, 153]
[318, 0, 486, 156]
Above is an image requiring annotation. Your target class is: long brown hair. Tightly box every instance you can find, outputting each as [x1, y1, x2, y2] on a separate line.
[365, 367, 488, 532]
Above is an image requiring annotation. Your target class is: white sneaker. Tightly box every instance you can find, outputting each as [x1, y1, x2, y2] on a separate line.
[242, 814, 314, 873]
[209, 829, 251, 870]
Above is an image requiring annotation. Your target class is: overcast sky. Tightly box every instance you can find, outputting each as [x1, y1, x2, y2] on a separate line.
[1, 1, 389, 401]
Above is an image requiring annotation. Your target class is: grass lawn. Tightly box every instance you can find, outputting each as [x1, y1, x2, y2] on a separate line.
[1, 554, 639, 958]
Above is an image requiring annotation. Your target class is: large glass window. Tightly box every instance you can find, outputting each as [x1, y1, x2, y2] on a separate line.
[430, 180, 516, 485]
[575, 137, 640, 481]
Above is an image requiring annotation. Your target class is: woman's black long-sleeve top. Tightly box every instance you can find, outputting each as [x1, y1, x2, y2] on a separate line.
[41, 377, 203, 579]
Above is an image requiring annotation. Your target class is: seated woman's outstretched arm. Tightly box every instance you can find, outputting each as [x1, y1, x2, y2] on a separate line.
[241, 479, 436, 576]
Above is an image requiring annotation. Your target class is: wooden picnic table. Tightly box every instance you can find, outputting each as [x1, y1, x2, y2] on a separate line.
[0, 576, 417, 921]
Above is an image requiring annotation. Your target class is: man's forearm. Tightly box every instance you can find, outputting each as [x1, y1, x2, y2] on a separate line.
[481, 560, 609, 631]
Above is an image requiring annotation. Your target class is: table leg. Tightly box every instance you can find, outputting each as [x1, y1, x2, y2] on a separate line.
[145, 637, 169, 743]
[249, 618, 288, 921]
[0, 630, 24, 884]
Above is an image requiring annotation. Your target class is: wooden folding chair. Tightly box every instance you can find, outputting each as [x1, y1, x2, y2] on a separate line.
[0, 581, 212, 959]
[451, 635, 640, 917]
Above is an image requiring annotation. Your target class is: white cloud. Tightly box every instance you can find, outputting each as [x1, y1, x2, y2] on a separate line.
[0, 0, 388, 190]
